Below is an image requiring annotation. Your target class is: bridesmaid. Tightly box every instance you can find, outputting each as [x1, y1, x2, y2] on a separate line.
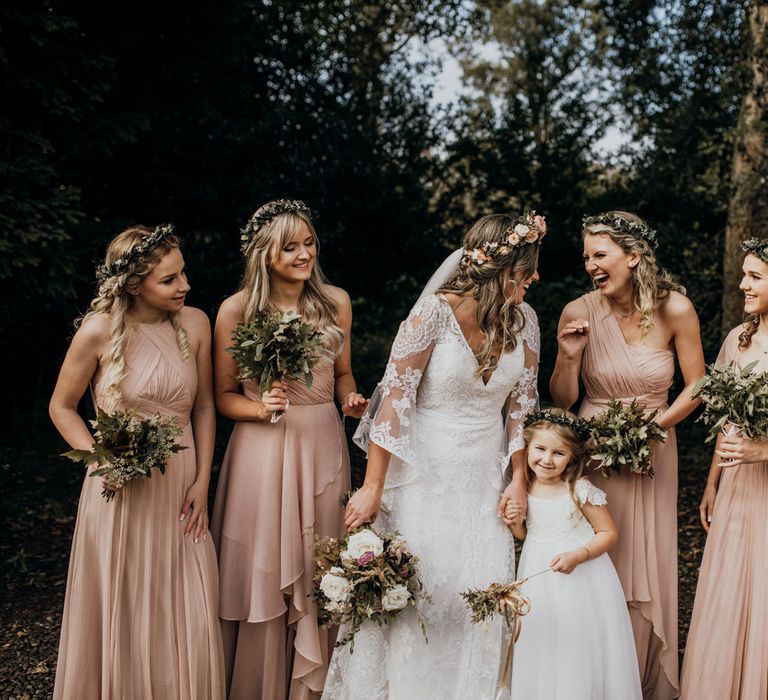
[49, 225, 225, 698]
[681, 238, 768, 699]
[550, 211, 704, 699]
[211, 200, 366, 699]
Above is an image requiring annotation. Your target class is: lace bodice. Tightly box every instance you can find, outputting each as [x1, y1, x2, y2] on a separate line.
[525, 479, 608, 545]
[354, 294, 539, 471]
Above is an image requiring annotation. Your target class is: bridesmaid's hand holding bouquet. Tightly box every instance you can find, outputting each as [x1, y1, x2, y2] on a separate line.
[228, 310, 331, 422]
[588, 399, 666, 478]
[63, 409, 186, 501]
[693, 361, 768, 443]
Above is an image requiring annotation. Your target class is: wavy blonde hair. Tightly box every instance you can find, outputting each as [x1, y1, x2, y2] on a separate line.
[523, 408, 587, 512]
[583, 211, 685, 337]
[77, 227, 190, 401]
[239, 209, 344, 355]
[739, 248, 768, 350]
[437, 214, 540, 377]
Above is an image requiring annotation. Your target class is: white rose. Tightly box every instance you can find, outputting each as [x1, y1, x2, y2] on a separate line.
[342, 529, 384, 562]
[381, 584, 411, 612]
[320, 571, 352, 603]
[514, 223, 530, 235]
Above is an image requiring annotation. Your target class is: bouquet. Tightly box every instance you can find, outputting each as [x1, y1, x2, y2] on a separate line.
[63, 409, 186, 501]
[228, 310, 330, 422]
[588, 399, 666, 478]
[313, 526, 427, 651]
[692, 361, 768, 442]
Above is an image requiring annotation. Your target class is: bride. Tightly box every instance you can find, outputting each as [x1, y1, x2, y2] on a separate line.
[322, 212, 545, 699]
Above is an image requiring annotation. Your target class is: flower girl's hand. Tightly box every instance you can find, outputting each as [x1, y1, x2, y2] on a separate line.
[341, 392, 369, 419]
[550, 550, 585, 574]
[261, 381, 288, 419]
[345, 483, 382, 531]
[180, 480, 210, 543]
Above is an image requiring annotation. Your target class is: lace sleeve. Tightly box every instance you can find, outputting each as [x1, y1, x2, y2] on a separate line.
[353, 296, 443, 463]
[574, 478, 608, 506]
[499, 302, 540, 471]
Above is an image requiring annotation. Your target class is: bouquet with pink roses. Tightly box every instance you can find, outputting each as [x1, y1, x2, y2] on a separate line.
[313, 526, 427, 650]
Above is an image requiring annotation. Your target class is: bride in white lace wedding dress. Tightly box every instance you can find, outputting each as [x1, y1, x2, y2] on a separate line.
[322, 213, 545, 700]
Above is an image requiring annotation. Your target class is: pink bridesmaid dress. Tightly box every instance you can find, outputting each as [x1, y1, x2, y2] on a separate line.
[54, 321, 226, 699]
[681, 327, 768, 699]
[578, 291, 679, 699]
[211, 361, 350, 700]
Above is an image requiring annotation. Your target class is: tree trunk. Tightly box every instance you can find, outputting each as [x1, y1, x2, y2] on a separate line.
[722, 0, 768, 335]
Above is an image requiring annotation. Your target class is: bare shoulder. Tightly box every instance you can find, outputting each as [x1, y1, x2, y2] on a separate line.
[659, 290, 697, 322]
[74, 313, 111, 347]
[179, 306, 211, 335]
[216, 291, 246, 322]
[560, 296, 589, 323]
[325, 284, 351, 310]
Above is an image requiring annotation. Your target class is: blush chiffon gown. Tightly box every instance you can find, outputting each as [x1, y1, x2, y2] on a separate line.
[211, 361, 350, 700]
[53, 320, 225, 699]
[577, 291, 679, 699]
[680, 326, 768, 699]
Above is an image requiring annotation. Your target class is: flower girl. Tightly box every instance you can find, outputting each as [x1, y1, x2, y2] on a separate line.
[506, 409, 641, 699]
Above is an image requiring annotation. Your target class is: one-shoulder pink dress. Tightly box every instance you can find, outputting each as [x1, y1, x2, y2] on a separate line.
[681, 326, 768, 699]
[54, 321, 225, 699]
[578, 291, 678, 699]
[211, 361, 350, 700]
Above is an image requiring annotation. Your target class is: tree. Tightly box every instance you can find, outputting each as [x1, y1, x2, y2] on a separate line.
[722, 0, 768, 332]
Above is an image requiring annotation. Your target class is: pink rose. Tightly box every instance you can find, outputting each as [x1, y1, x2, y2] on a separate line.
[508, 232, 521, 246]
[524, 228, 539, 243]
[533, 214, 547, 235]
[357, 551, 375, 566]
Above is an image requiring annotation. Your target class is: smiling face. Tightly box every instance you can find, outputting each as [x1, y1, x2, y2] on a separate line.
[741, 253, 768, 316]
[526, 427, 573, 485]
[132, 246, 190, 312]
[506, 267, 540, 304]
[583, 233, 640, 298]
[269, 219, 316, 283]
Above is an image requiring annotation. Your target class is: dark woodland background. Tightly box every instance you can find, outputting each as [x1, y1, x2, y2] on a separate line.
[1, 0, 766, 695]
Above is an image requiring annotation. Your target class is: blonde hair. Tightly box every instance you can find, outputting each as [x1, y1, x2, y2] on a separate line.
[437, 214, 540, 377]
[583, 211, 685, 337]
[77, 227, 190, 401]
[523, 408, 587, 512]
[739, 250, 768, 350]
[239, 209, 344, 355]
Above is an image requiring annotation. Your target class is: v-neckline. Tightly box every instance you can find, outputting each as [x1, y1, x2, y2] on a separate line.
[441, 296, 503, 386]
[601, 297, 673, 356]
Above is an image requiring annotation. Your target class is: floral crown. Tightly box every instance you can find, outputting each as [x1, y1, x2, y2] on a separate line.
[524, 410, 592, 442]
[95, 224, 176, 284]
[582, 212, 658, 250]
[742, 237, 768, 263]
[240, 199, 312, 252]
[461, 211, 547, 267]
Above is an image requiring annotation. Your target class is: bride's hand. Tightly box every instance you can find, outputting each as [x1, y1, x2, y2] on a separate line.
[499, 479, 527, 526]
[557, 318, 590, 359]
[345, 483, 382, 531]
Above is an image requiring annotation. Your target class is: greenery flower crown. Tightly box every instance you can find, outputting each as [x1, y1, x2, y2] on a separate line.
[240, 199, 312, 252]
[582, 212, 658, 250]
[524, 410, 592, 443]
[95, 224, 176, 284]
[742, 237, 768, 263]
[461, 211, 547, 267]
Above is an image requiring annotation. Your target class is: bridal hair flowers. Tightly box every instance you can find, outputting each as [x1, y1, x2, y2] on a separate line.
[461, 211, 547, 267]
[524, 409, 591, 442]
[240, 199, 312, 252]
[582, 212, 658, 249]
[95, 224, 176, 283]
[742, 237, 768, 263]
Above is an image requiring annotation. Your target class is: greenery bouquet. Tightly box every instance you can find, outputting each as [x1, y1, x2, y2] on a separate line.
[588, 399, 667, 478]
[228, 310, 329, 422]
[313, 526, 427, 651]
[63, 409, 186, 501]
[692, 361, 768, 442]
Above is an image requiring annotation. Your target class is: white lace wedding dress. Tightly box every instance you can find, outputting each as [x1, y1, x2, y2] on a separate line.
[322, 294, 539, 700]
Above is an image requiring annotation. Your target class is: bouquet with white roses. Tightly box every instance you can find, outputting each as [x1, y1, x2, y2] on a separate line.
[313, 526, 427, 650]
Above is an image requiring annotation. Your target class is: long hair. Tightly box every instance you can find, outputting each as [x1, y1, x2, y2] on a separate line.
[239, 209, 344, 355]
[77, 227, 189, 402]
[437, 214, 540, 377]
[583, 211, 685, 337]
[523, 408, 588, 513]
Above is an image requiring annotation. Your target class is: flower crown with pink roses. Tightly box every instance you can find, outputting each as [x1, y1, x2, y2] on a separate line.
[461, 211, 547, 268]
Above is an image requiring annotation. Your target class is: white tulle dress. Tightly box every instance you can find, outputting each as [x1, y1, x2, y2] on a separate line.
[510, 478, 642, 699]
[322, 294, 540, 700]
